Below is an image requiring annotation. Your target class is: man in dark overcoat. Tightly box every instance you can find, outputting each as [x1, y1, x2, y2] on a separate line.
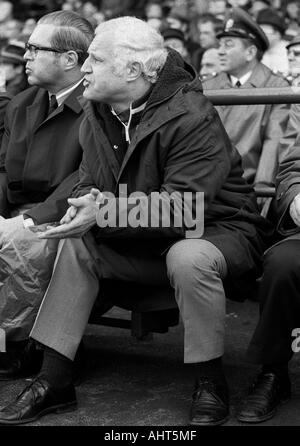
[0, 10, 94, 379]
[236, 130, 300, 423]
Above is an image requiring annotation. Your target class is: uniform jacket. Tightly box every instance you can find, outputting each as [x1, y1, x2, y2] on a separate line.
[203, 63, 290, 186]
[0, 83, 84, 223]
[74, 51, 271, 300]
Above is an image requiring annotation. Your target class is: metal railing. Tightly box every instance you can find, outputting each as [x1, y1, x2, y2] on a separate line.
[203, 86, 300, 199]
[205, 86, 300, 105]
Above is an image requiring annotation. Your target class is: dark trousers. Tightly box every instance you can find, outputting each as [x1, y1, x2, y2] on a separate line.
[247, 239, 300, 365]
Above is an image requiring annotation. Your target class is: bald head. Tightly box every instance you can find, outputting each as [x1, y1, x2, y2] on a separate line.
[200, 47, 221, 79]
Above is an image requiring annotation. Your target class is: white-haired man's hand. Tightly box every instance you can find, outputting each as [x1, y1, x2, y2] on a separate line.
[289, 193, 300, 227]
[37, 188, 103, 239]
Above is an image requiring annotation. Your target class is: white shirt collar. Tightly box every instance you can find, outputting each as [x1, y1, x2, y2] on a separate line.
[230, 71, 252, 87]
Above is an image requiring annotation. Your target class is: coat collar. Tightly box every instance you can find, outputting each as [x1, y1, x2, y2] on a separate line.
[205, 62, 273, 89]
[28, 82, 84, 134]
[243, 62, 273, 88]
[61, 80, 84, 114]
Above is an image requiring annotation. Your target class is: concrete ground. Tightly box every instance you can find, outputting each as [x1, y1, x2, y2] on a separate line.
[1, 299, 300, 426]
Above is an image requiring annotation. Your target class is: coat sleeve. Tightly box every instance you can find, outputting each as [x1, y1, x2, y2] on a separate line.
[254, 98, 290, 186]
[25, 170, 80, 224]
[0, 95, 12, 217]
[96, 107, 233, 239]
[70, 151, 99, 198]
[275, 132, 300, 235]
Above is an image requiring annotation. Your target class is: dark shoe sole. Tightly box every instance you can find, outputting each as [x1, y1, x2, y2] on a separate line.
[236, 396, 291, 424]
[0, 401, 77, 425]
[189, 414, 229, 426]
[236, 408, 276, 424]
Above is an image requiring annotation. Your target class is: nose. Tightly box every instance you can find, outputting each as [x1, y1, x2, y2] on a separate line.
[81, 56, 91, 74]
[288, 51, 295, 63]
[218, 45, 226, 56]
[23, 49, 32, 61]
[200, 66, 207, 76]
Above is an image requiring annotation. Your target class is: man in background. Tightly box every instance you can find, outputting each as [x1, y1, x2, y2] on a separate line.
[203, 7, 289, 189]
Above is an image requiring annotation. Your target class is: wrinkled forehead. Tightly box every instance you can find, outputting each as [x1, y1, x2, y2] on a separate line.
[203, 48, 220, 62]
[219, 36, 244, 46]
[89, 31, 116, 54]
[198, 21, 215, 32]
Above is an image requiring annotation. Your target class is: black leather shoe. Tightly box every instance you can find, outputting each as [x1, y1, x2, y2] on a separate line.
[189, 378, 229, 426]
[0, 376, 77, 425]
[236, 372, 291, 423]
[0, 341, 43, 381]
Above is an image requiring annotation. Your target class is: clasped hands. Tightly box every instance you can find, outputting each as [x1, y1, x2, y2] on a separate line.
[38, 188, 103, 239]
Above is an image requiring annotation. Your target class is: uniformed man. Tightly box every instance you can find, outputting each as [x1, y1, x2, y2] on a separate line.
[203, 7, 290, 188]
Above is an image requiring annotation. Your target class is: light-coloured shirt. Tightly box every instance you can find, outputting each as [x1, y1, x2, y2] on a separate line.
[230, 71, 253, 87]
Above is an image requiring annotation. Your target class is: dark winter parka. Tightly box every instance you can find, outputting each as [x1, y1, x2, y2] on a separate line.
[74, 50, 271, 300]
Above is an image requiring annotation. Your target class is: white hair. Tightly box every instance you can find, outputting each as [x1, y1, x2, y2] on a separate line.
[95, 16, 168, 83]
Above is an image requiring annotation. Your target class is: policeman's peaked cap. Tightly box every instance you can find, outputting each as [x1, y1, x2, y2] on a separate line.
[216, 7, 269, 52]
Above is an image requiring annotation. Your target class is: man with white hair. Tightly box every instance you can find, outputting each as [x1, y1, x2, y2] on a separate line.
[0, 16, 268, 425]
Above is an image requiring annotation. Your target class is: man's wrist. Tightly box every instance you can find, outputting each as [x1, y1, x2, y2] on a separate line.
[23, 217, 35, 228]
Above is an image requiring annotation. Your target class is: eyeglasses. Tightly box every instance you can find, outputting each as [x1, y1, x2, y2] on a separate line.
[25, 43, 70, 57]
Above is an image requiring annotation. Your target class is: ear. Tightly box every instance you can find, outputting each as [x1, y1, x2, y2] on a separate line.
[126, 61, 143, 82]
[245, 45, 257, 62]
[62, 50, 79, 71]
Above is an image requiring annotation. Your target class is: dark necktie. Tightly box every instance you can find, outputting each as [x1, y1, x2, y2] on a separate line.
[235, 80, 241, 88]
[48, 94, 58, 116]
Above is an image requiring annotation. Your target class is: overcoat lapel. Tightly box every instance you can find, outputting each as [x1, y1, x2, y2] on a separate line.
[26, 89, 48, 136]
[82, 101, 120, 184]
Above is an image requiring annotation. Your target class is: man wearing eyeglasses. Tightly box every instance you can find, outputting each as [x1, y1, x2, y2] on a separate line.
[0, 10, 94, 380]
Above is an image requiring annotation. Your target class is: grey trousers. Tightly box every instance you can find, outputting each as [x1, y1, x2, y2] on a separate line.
[166, 239, 227, 363]
[31, 235, 227, 363]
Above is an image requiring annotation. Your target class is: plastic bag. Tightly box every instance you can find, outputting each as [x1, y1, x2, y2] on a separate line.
[0, 227, 59, 342]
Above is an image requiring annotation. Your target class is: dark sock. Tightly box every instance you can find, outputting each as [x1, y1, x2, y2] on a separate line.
[6, 339, 29, 353]
[39, 347, 74, 388]
[262, 364, 289, 380]
[74, 341, 86, 369]
[192, 357, 226, 384]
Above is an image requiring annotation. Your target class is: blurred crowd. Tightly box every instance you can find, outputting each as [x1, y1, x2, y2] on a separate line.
[1, 1, 300, 86]
[0, 1, 299, 186]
